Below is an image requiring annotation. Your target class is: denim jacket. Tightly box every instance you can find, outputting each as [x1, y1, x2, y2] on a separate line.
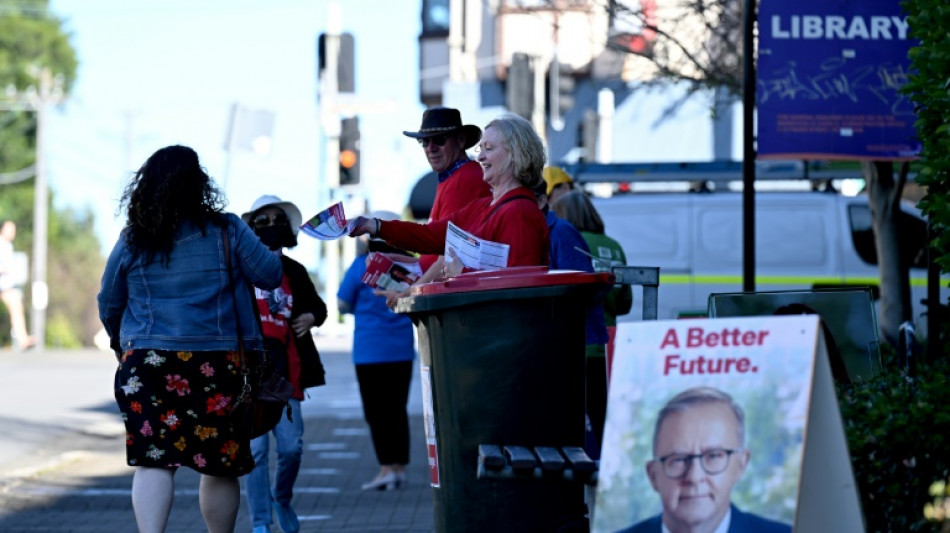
[98, 213, 282, 354]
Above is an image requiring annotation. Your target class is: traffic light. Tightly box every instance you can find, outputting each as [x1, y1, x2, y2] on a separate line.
[548, 61, 575, 130]
[579, 109, 598, 163]
[339, 117, 360, 186]
[318, 32, 355, 94]
[506, 52, 534, 121]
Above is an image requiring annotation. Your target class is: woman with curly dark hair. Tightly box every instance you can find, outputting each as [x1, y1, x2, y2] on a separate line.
[98, 145, 282, 533]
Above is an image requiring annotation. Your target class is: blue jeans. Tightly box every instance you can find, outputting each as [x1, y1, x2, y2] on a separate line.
[245, 399, 304, 527]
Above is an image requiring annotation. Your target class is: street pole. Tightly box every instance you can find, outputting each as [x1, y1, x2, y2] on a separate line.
[741, 0, 757, 293]
[320, 2, 343, 330]
[597, 89, 614, 163]
[222, 103, 239, 194]
[532, 55, 547, 144]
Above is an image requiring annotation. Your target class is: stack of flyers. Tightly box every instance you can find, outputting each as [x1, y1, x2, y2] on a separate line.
[361, 253, 422, 293]
[300, 202, 358, 240]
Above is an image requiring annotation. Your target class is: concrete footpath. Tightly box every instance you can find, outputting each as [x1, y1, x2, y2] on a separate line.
[0, 335, 434, 532]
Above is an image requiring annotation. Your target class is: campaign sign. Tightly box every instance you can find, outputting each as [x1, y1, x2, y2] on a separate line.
[757, 0, 920, 160]
[593, 315, 863, 532]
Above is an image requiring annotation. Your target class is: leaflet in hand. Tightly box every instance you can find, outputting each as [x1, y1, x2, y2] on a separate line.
[444, 221, 509, 271]
[361, 253, 423, 292]
[300, 202, 358, 240]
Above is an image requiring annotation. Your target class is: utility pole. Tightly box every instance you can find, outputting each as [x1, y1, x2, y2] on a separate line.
[31, 71, 49, 350]
[29, 68, 61, 350]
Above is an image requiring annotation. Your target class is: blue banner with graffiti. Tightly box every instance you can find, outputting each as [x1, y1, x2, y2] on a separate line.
[757, 0, 920, 160]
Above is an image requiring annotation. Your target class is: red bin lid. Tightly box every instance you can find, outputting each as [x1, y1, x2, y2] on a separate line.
[409, 266, 614, 296]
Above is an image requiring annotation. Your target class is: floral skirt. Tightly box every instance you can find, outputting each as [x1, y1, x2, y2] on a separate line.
[114, 348, 254, 477]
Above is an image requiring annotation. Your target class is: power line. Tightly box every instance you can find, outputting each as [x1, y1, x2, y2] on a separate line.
[0, 165, 35, 185]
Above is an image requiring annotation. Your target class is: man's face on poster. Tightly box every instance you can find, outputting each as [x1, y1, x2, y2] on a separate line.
[646, 402, 750, 532]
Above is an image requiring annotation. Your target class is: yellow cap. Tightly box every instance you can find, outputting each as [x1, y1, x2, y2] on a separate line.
[543, 166, 573, 196]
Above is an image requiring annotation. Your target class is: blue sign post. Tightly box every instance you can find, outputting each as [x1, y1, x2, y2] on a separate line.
[757, 0, 920, 160]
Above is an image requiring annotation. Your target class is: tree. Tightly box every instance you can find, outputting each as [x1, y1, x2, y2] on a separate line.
[592, 0, 915, 345]
[863, 160, 913, 347]
[902, 0, 950, 354]
[606, 0, 742, 98]
[0, 0, 77, 169]
[0, 0, 104, 347]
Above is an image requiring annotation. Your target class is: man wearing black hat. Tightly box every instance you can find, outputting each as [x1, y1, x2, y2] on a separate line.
[403, 106, 491, 273]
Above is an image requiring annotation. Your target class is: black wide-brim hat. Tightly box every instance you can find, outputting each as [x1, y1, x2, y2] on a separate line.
[402, 107, 482, 149]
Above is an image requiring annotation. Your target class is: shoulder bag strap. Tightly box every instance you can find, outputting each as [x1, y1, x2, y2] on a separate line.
[221, 224, 250, 381]
[485, 194, 536, 221]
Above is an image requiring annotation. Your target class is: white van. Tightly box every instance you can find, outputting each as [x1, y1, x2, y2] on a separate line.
[589, 190, 942, 328]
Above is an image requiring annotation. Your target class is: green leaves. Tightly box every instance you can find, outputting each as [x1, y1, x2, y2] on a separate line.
[839, 359, 950, 531]
[902, 0, 950, 329]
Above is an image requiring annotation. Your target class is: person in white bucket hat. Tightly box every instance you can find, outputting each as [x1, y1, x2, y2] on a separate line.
[242, 195, 328, 533]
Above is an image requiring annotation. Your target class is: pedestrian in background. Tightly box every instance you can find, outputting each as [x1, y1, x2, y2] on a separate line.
[337, 210, 416, 491]
[98, 145, 282, 533]
[0, 220, 35, 350]
[543, 165, 576, 206]
[241, 195, 328, 533]
[553, 189, 633, 458]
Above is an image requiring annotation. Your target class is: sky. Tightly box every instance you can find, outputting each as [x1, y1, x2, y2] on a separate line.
[45, 0, 430, 269]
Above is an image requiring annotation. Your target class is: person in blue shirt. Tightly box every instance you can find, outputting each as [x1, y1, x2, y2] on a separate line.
[534, 181, 610, 460]
[337, 210, 417, 491]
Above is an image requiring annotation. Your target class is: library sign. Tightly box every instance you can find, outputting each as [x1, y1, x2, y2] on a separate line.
[757, 0, 921, 160]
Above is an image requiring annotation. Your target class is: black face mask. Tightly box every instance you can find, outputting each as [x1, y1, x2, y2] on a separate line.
[255, 225, 296, 250]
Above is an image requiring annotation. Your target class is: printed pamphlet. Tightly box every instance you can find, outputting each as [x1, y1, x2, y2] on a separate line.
[300, 202, 358, 240]
[444, 221, 509, 271]
[361, 253, 422, 292]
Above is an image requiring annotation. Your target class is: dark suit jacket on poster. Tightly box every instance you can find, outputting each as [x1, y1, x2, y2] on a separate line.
[615, 504, 791, 533]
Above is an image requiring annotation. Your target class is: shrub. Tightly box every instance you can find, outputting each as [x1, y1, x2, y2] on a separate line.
[839, 359, 950, 532]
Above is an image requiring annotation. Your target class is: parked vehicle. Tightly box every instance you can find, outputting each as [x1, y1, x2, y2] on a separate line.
[566, 162, 944, 331]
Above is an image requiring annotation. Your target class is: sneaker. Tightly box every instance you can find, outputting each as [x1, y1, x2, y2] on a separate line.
[273, 502, 299, 533]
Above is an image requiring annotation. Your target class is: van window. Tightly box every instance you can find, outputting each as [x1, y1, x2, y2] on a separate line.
[593, 197, 691, 271]
[848, 205, 928, 269]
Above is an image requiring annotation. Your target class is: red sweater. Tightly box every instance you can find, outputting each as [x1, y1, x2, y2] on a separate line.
[420, 161, 492, 272]
[380, 187, 549, 268]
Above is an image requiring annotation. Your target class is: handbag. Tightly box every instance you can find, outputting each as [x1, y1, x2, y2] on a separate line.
[233, 350, 295, 439]
[222, 223, 294, 439]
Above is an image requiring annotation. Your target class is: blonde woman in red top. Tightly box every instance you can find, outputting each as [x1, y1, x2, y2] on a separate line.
[350, 114, 549, 276]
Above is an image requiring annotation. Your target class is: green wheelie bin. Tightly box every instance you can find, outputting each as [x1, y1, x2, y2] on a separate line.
[395, 266, 613, 533]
